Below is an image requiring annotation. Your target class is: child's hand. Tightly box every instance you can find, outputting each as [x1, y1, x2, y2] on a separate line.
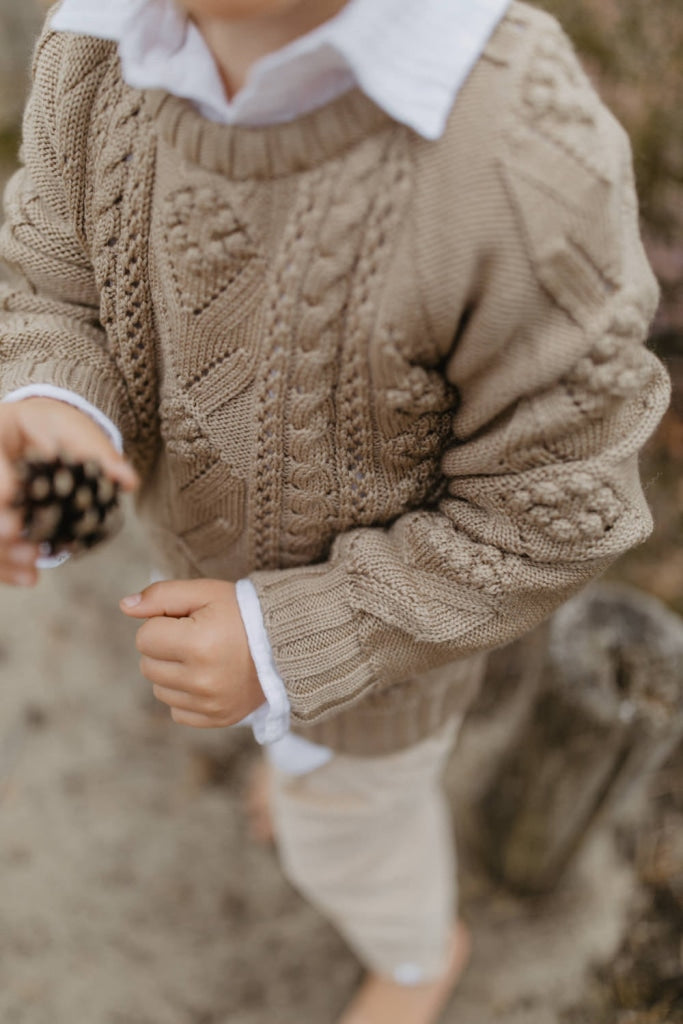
[0, 398, 138, 586]
[119, 579, 265, 728]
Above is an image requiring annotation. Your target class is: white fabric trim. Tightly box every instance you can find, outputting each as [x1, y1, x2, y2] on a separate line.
[235, 578, 290, 745]
[34, 547, 70, 569]
[51, 0, 511, 140]
[265, 729, 334, 777]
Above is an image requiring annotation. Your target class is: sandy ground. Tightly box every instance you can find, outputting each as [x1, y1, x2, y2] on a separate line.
[0, 507, 640, 1024]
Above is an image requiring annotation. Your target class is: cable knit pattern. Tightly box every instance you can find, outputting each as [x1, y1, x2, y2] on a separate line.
[163, 184, 264, 317]
[0, 3, 671, 753]
[84, 55, 160, 476]
[250, 167, 332, 571]
[280, 155, 372, 567]
[334, 138, 413, 530]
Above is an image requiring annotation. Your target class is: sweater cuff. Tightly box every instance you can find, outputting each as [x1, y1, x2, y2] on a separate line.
[234, 578, 290, 744]
[249, 560, 372, 725]
[0, 361, 130, 446]
[2, 384, 124, 453]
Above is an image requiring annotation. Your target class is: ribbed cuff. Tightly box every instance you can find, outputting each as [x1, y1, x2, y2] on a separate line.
[0, 361, 131, 445]
[2, 384, 124, 453]
[249, 561, 373, 725]
[289, 654, 485, 756]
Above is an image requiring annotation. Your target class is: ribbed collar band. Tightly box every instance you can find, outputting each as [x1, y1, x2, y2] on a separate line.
[144, 85, 393, 179]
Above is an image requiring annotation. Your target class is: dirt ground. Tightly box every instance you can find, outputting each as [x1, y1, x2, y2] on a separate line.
[0, 506, 640, 1024]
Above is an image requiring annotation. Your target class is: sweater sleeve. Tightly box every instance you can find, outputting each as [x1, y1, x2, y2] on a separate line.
[248, 23, 671, 727]
[0, 30, 135, 447]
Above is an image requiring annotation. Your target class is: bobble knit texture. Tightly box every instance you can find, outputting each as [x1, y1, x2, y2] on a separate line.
[0, 4, 670, 753]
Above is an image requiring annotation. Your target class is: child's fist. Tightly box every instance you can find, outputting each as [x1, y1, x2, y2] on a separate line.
[120, 579, 265, 728]
[0, 398, 138, 586]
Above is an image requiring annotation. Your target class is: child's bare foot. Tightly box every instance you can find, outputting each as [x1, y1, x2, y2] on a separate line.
[244, 757, 275, 844]
[337, 920, 471, 1024]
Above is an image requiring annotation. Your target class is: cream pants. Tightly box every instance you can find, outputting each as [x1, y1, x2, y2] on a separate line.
[268, 719, 460, 983]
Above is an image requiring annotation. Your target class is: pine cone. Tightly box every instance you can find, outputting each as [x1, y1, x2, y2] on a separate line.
[13, 453, 122, 556]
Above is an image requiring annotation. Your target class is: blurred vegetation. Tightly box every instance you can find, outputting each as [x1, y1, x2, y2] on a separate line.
[0, 128, 20, 172]
[539, 0, 682, 216]
[536, 0, 683, 335]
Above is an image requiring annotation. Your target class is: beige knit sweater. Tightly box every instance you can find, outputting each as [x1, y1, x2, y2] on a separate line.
[0, 3, 670, 754]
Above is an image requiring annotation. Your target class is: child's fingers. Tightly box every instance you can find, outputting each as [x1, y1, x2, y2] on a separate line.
[0, 410, 40, 505]
[0, 460, 17, 508]
[53, 433, 140, 492]
[169, 708, 218, 729]
[120, 579, 221, 619]
[0, 400, 60, 456]
[135, 616, 190, 663]
[0, 568, 38, 586]
[139, 655, 189, 691]
[0, 509, 25, 543]
[19, 407, 139, 493]
[0, 544, 40, 586]
[151, 684, 209, 714]
[0, 399, 139, 497]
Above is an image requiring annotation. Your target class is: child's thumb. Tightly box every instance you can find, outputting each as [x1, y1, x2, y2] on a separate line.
[120, 592, 145, 614]
[119, 579, 208, 619]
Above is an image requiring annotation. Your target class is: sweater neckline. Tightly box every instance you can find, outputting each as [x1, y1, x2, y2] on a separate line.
[144, 86, 395, 179]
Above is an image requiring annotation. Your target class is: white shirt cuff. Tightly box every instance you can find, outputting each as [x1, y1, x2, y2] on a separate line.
[265, 730, 333, 776]
[235, 578, 290, 745]
[2, 384, 124, 452]
[2, 385, 123, 568]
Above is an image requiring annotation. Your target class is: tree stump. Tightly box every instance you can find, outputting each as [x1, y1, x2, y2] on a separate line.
[476, 583, 683, 893]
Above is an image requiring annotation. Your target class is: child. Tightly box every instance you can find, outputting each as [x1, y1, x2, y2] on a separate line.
[0, 0, 670, 1021]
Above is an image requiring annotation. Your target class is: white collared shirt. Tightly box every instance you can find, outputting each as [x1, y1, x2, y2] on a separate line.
[11, 0, 510, 766]
[51, 0, 510, 139]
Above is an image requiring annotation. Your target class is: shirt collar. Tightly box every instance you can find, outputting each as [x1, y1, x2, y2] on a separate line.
[51, 0, 511, 140]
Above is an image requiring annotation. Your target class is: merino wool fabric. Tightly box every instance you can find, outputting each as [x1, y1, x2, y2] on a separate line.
[0, 3, 670, 753]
